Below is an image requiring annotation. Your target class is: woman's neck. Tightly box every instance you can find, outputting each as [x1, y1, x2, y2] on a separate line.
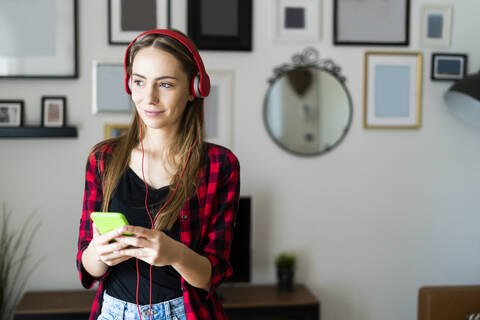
[141, 127, 176, 156]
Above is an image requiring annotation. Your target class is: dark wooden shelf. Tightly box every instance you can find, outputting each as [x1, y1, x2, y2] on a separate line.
[15, 284, 320, 320]
[0, 126, 78, 138]
[217, 284, 319, 308]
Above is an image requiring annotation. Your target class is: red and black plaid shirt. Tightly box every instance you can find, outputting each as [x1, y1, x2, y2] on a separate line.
[76, 142, 240, 320]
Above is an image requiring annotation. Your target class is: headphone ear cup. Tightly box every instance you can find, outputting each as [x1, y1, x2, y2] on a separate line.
[192, 73, 202, 98]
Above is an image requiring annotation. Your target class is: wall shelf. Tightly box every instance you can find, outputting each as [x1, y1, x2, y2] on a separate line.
[0, 126, 78, 138]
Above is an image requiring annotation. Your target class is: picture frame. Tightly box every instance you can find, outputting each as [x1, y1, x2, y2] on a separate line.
[0, 100, 24, 127]
[105, 123, 130, 138]
[92, 61, 133, 114]
[364, 52, 423, 129]
[333, 0, 409, 46]
[41, 96, 66, 127]
[420, 5, 453, 48]
[273, 0, 321, 42]
[203, 70, 234, 149]
[0, 0, 78, 78]
[431, 53, 467, 81]
[188, 0, 252, 51]
[109, 0, 171, 45]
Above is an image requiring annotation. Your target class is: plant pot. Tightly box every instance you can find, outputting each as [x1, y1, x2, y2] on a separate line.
[277, 268, 295, 292]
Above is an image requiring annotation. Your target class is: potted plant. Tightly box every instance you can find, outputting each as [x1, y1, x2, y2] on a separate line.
[0, 204, 41, 320]
[275, 252, 296, 292]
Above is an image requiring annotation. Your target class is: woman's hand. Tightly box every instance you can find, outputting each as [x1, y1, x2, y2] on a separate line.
[116, 225, 212, 291]
[89, 224, 133, 267]
[115, 225, 184, 267]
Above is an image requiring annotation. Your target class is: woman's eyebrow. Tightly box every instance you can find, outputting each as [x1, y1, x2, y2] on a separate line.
[132, 73, 178, 80]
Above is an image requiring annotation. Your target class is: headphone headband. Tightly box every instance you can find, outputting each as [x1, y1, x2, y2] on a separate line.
[124, 29, 210, 98]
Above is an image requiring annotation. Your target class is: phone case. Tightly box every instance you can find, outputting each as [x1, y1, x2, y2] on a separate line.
[90, 212, 132, 235]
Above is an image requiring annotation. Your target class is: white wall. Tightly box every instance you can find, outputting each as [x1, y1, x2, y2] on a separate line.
[1, 1, 480, 319]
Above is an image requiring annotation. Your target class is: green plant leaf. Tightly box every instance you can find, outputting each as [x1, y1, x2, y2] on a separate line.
[0, 204, 43, 320]
[275, 252, 296, 270]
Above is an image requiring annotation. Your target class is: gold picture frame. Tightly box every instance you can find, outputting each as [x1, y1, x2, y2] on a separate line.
[363, 51, 423, 129]
[104, 123, 129, 138]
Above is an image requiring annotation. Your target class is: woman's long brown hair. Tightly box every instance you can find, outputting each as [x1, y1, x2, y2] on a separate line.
[92, 32, 205, 231]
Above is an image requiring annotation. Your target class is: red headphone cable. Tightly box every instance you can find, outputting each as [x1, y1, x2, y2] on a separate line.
[136, 118, 197, 320]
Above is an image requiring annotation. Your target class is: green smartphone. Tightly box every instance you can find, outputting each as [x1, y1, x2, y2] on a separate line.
[90, 212, 132, 236]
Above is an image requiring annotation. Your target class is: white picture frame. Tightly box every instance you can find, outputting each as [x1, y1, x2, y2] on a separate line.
[364, 52, 423, 129]
[273, 0, 321, 42]
[204, 70, 235, 149]
[92, 61, 132, 114]
[420, 5, 453, 48]
[109, 0, 170, 45]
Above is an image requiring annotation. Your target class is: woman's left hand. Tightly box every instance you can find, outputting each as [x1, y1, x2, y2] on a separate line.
[115, 225, 184, 267]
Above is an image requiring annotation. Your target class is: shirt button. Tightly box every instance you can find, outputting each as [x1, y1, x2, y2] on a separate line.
[181, 214, 188, 220]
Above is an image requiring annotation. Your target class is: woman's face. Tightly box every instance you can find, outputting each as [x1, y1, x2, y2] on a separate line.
[130, 47, 193, 132]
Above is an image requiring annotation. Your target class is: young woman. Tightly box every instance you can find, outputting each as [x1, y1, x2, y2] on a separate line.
[76, 29, 240, 320]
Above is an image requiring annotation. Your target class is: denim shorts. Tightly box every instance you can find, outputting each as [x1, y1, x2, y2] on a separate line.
[98, 291, 187, 320]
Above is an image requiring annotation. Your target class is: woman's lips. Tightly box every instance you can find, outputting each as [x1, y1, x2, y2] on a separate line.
[144, 110, 165, 117]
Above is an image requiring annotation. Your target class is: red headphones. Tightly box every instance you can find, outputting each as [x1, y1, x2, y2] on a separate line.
[124, 29, 210, 98]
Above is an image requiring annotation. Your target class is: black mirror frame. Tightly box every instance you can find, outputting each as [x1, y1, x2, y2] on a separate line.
[263, 48, 354, 157]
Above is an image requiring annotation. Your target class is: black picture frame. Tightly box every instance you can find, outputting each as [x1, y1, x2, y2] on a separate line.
[0, 100, 24, 127]
[188, 0, 252, 51]
[431, 53, 467, 81]
[41, 96, 67, 128]
[108, 0, 171, 45]
[333, 0, 410, 46]
[0, 0, 78, 79]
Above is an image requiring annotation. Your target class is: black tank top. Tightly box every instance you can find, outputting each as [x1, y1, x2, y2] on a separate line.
[105, 167, 183, 304]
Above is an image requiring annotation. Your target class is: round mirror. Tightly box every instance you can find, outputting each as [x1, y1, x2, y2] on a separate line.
[263, 49, 353, 156]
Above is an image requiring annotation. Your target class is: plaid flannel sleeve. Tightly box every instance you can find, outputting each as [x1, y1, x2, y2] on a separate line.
[201, 151, 240, 299]
[76, 150, 104, 289]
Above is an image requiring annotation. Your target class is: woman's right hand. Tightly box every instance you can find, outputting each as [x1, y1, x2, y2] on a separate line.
[90, 224, 133, 266]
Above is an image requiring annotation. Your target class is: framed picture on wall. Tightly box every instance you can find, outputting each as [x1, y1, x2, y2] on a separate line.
[204, 70, 234, 148]
[364, 52, 423, 129]
[431, 53, 467, 81]
[333, 0, 409, 46]
[92, 61, 133, 114]
[0, 0, 78, 78]
[41, 96, 66, 127]
[0, 100, 24, 127]
[188, 0, 252, 51]
[420, 5, 453, 48]
[105, 123, 130, 138]
[273, 0, 321, 42]
[109, 0, 170, 45]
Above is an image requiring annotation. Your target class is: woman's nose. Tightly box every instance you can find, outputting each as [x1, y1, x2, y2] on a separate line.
[146, 85, 159, 104]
